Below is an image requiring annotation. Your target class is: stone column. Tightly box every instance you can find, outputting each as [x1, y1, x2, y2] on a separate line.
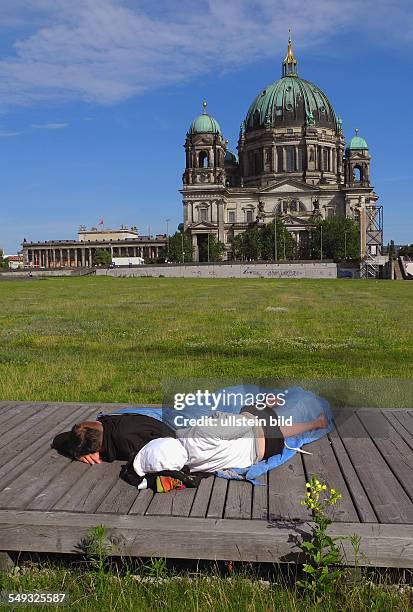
[74, 249, 78, 267]
[217, 200, 225, 243]
[66, 249, 70, 267]
[45, 249, 49, 268]
[89, 248, 93, 267]
[271, 145, 277, 172]
[81, 248, 85, 267]
[282, 147, 287, 172]
[192, 233, 199, 262]
[295, 145, 299, 171]
[59, 249, 63, 268]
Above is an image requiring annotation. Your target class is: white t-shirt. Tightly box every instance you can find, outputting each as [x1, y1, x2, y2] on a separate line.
[176, 411, 257, 472]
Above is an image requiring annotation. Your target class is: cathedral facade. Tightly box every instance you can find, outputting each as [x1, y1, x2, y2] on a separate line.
[181, 35, 381, 262]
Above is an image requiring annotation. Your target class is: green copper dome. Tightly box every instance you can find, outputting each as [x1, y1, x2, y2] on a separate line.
[347, 129, 368, 150]
[245, 75, 337, 131]
[189, 101, 222, 135]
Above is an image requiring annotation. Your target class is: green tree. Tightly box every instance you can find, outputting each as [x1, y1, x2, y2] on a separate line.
[198, 234, 225, 262]
[230, 226, 261, 260]
[387, 240, 396, 260]
[160, 231, 193, 263]
[230, 219, 295, 261]
[309, 217, 359, 261]
[259, 220, 296, 261]
[399, 244, 413, 258]
[0, 249, 8, 270]
[93, 248, 112, 266]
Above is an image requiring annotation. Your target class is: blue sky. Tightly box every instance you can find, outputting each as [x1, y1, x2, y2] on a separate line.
[0, 0, 412, 254]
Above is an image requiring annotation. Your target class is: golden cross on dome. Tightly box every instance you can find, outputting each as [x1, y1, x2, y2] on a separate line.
[282, 29, 298, 76]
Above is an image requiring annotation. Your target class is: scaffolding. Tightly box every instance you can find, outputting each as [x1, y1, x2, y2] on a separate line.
[360, 205, 384, 279]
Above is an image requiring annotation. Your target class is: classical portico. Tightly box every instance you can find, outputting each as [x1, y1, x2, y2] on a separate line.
[22, 228, 167, 268]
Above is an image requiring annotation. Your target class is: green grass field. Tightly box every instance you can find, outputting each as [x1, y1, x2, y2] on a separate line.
[0, 276, 412, 405]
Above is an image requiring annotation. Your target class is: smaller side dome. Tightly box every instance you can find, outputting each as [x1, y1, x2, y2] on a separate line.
[189, 100, 222, 135]
[225, 150, 237, 164]
[347, 128, 368, 151]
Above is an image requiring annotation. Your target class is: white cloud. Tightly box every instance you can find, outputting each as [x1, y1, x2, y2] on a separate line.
[31, 122, 69, 129]
[0, 0, 410, 108]
[0, 129, 25, 137]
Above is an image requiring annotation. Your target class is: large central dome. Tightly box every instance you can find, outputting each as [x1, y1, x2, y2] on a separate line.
[244, 35, 337, 132]
[245, 75, 337, 131]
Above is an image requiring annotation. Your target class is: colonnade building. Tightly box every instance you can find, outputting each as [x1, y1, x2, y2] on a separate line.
[22, 226, 166, 268]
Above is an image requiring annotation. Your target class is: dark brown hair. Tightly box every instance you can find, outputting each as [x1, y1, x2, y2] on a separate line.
[52, 424, 102, 459]
[70, 423, 102, 458]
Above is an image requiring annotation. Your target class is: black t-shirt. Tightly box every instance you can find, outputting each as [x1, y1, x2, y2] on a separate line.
[98, 414, 175, 462]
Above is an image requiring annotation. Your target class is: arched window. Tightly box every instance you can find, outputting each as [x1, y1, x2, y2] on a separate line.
[353, 165, 362, 182]
[253, 110, 260, 127]
[199, 208, 208, 222]
[199, 151, 209, 168]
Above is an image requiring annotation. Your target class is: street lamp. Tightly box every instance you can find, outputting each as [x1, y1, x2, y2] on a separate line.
[320, 225, 323, 261]
[207, 233, 210, 263]
[273, 202, 279, 262]
[181, 232, 184, 264]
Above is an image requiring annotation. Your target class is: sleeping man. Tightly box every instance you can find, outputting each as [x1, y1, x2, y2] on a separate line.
[132, 406, 328, 480]
[53, 403, 327, 478]
[52, 412, 175, 465]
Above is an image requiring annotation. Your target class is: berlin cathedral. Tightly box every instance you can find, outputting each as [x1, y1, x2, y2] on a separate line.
[181, 34, 382, 262]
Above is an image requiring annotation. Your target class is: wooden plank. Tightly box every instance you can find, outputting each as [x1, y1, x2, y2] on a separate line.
[268, 454, 310, 521]
[0, 404, 23, 423]
[145, 485, 196, 517]
[53, 461, 122, 513]
[302, 436, 359, 523]
[145, 491, 175, 516]
[96, 478, 140, 514]
[329, 429, 377, 523]
[391, 410, 413, 437]
[189, 476, 214, 518]
[336, 412, 413, 524]
[382, 411, 413, 451]
[206, 477, 228, 519]
[358, 410, 413, 501]
[0, 511, 412, 567]
[251, 473, 268, 520]
[128, 490, 154, 515]
[0, 447, 78, 509]
[0, 404, 51, 446]
[171, 489, 197, 517]
[0, 405, 95, 493]
[224, 481, 252, 520]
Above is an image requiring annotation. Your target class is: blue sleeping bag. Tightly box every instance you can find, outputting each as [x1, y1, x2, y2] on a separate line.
[99, 385, 333, 484]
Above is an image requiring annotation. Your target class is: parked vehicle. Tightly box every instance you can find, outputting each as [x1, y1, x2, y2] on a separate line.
[110, 257, 145, 268]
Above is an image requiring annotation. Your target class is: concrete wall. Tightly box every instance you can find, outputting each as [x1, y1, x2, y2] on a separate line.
[0, 269, 74, 279]
[96, 261, 338, 279]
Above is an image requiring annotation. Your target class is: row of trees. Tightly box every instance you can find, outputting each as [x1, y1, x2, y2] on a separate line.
[161, 217, 359, 264]
[230, 217, 359, 262]
[91, 217, 360, 266]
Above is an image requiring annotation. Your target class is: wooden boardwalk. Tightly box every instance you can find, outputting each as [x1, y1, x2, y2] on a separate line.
[0, 402, 412, 567]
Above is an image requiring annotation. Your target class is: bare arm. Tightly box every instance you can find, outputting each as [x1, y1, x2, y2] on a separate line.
[78, 452, 101, 465]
